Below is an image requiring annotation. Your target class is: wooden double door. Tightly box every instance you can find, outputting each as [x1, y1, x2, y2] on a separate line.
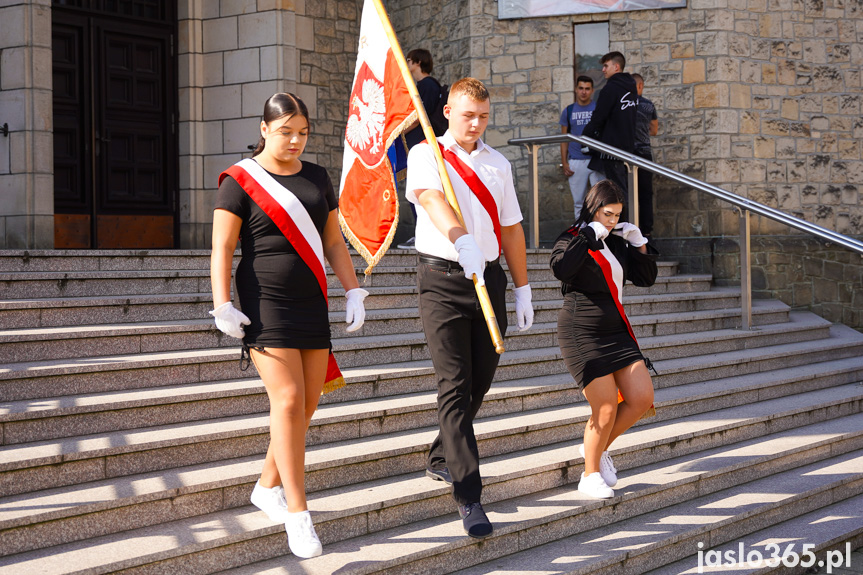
[52, 1, 177, 249]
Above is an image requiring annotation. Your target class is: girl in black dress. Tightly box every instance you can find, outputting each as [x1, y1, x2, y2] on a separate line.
[210, 94, 367, 557]
[550, 180, 658, 499]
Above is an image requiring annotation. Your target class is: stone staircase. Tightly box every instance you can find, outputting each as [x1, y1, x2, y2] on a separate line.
[0, 249, 861, 575]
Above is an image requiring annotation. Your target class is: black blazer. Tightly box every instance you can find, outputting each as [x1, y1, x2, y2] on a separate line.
[550, 224, 658, 297]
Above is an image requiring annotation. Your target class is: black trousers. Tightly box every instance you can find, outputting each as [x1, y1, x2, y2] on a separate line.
[417, 260, 508, 505]
[635, 148, 654, 235]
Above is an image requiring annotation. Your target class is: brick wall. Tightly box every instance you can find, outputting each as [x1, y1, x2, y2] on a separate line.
[0, 0, 53, 248]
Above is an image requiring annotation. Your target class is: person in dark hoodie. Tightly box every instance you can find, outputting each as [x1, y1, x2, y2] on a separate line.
[581, 51, 638, 199]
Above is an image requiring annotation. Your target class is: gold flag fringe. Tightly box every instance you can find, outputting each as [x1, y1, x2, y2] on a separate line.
[339, 109, 418, 276]
[322, 374, 346, 395]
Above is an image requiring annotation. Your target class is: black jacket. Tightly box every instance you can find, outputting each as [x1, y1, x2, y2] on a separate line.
[581, 72, 638, 164]
[549, 224, 658, 298]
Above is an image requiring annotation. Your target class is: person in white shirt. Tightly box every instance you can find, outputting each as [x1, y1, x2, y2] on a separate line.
[406, 77, 534, 539]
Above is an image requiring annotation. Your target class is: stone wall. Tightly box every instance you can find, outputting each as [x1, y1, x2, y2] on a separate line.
[387, 0, 581, 241]
[656, 235, 863, 329]
[178, 0, 304, 248]
[620, 0, 863, 242]
[382, 0, 863, 325]
[0, 0, 53, 248]
[385, 0, 863, 245]
[296, 0, 361, 176]
[178, 0, 364, 248]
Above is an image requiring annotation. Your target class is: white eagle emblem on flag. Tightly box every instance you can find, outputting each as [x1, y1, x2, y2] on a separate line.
[345, 62, 387, 166]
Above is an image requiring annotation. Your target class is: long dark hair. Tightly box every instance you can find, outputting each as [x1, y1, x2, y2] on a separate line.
[575, 179, 627, 227]
[251, 93, 310, 157]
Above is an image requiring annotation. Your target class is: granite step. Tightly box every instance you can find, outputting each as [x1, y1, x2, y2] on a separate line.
[0, 249, 222, 272]
[633, 310, 832, 362]
[1, 349, 860, 503]
[0, 248, 561, 272]
[0, 265, 694, 301]
[643, 495, 863, 575]
[6, 407, 858, 575]
[333, 296, 787, 339]
[2, 382, 862, 566]
[1, 312, 856, 405]
[350, 263, 564, 287]
[0, 371, 578, 446]
[0, 298, 790, 363]
[0, 344, 565, 403]
[0, 283, 737, 333]
[448, 451, 863, 575]
[652, 323, 863, 387]
[5, 334, 862, 449]
[624, 286, 741, 315]
[326, 311, 833, 370]
[0, 292, 217, 330]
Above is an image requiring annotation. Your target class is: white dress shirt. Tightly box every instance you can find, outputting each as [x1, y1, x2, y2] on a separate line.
[406, 131, 523, 262]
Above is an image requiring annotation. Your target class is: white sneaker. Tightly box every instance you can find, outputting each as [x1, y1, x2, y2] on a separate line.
[397, 237, 416, 249]
[578, 472, 614, 499]
[579, 444, 618, 487]
[250, 480, 288, 523]
[285, 510, 323, 558]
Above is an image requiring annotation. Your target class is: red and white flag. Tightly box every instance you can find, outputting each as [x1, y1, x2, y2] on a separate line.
[339, 0, 416, 274]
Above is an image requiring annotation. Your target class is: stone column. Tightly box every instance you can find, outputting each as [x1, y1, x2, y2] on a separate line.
[0, 0, 53, 248]
[177, 0, 300, 248]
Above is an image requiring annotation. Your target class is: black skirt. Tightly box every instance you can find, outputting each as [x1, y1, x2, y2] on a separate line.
[557, 291, 643, 389]
[235, 252, 330, 350]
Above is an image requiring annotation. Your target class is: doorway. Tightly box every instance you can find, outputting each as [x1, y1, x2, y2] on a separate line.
[52, 0, 177, 249]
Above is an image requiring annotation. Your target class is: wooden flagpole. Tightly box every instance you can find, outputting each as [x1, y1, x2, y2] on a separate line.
[371, 0, 505, 354]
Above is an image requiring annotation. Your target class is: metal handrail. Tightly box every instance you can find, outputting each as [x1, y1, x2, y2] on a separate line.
[509, 133, 863, 330]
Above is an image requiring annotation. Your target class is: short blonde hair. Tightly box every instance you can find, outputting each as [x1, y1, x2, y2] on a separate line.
[448, 77, 489, 105]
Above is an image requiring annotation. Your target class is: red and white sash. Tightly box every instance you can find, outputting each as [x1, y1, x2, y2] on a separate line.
[568, 226, 655, 417]
[437, 143, 502, 255]
[588, 245, 636, 345]
[219, 158, 345, 394]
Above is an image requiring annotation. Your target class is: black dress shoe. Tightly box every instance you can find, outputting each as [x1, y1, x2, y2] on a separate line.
[458, 502, 493, 539]
[425, 467, 453, 484]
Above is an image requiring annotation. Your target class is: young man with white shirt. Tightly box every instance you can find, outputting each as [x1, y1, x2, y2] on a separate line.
[406, 77, 533, 539]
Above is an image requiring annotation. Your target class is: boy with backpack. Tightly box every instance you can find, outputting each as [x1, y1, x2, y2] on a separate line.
[404, 49, 446, 147]
[399, 49, 447, 249]
[559, 75, 603, 218]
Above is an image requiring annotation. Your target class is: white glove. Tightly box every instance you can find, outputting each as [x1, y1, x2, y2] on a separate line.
[454, 234, 486, 287]
[514, 284, 534, 331]
[612, 222, 648, 247]
[587, 221, 610, 241]
[344, 287, 369, 333]
[209, 302, 251, 339]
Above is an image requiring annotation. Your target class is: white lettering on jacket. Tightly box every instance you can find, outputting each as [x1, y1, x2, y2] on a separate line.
[620, 91, 637, 110]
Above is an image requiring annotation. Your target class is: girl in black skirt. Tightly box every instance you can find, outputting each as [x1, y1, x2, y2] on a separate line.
[210, 94, 367, 557]
[550, 180, 658, 499]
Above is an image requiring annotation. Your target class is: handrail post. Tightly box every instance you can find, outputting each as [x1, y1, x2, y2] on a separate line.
[739, 207, 752, 330]
[526, 143, 540, 249]
[627, 162, 639, 228]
